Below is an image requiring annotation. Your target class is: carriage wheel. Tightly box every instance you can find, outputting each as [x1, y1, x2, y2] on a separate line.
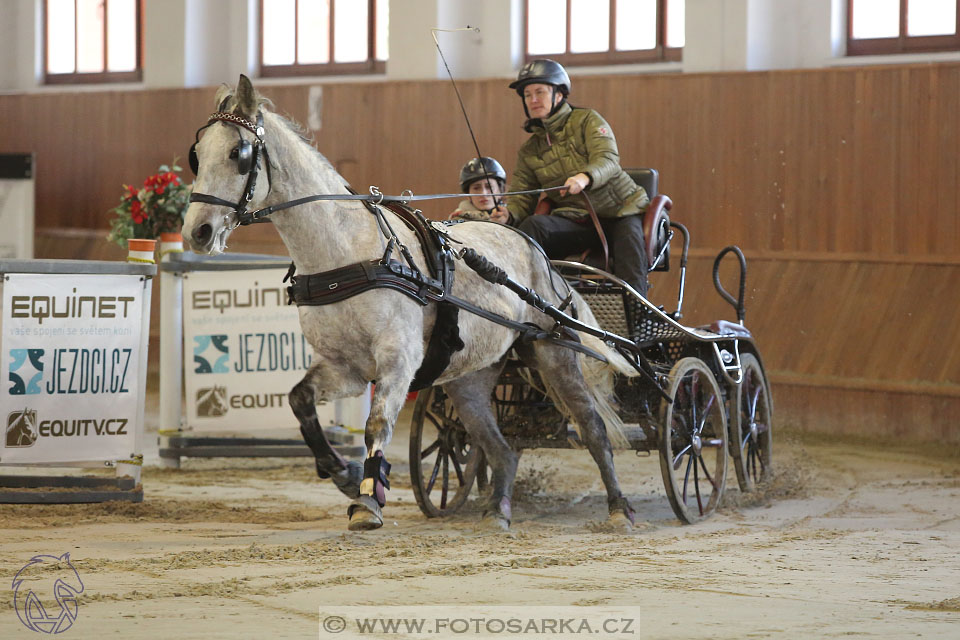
[409, 386, 481, 517]
[659, 357, 729, 523]
[730, 353, 773, 491]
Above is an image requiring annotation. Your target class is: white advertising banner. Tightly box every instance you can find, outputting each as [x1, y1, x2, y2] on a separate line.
[1, 274, 144, 464]
[182, 268, 366, 432]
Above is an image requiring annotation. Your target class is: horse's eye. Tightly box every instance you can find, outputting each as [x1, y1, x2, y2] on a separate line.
[229, 148, 239, 160]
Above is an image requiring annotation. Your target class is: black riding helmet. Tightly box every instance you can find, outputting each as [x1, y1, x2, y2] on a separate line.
[459, 157, 506, 193]
[509, 59, 571, 96]
[509, 59, 571, 121]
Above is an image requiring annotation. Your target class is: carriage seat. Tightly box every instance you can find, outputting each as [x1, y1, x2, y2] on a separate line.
[625, 168, 672, 273]
[539, 168, 672, 273]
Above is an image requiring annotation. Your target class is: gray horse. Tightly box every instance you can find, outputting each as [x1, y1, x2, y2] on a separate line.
[182, 75, 641, 532]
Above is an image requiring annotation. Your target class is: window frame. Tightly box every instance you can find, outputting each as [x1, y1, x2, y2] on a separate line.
[523, 0, 682, 66]
[847, 0, 960, 56]
[43, 0, 144, 85]
[258, 0, 385, 78]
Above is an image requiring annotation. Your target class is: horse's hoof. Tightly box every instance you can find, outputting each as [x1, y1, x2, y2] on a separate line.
[480, 512, 511, 532]
[332, 461, 363, 499]
[607, 510, 634, 532]
[347, 496, 383, 531]
[608, 495, 637, 527]
[480, 496, 511, 532]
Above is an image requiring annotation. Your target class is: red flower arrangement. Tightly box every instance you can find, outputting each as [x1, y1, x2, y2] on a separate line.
[107, 163, 192, 247]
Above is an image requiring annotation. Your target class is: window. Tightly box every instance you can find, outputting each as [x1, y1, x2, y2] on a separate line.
[260, 0, 388, 76]
[525, 0, 683, 65]
[44, 0, 142, 84]
[848, 0, 960, 55]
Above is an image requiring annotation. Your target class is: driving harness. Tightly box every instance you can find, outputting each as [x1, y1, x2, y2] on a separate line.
[285, 196, 466, 392]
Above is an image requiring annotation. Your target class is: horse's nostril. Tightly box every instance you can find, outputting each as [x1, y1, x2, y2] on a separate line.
[193, 223, 213, 246]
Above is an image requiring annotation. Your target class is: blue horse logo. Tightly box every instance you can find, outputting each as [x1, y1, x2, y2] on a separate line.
[193, 335, 229, 374]
[9, 349, 44, 395]
[12, 553, 85, 634]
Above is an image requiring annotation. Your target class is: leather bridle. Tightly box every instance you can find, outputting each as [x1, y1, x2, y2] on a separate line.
[188, 111, 271, 228]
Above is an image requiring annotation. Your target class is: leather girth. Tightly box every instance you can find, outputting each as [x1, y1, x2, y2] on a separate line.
[287, 259, 439, 307]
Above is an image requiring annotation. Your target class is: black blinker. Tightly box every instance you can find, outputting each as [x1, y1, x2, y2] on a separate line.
[236, 140, 254, 175]
[189, 143, 199, 176]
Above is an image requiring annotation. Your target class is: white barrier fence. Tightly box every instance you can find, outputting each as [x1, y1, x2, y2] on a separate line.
[158, 250, 368, 467]
[0, 259, 154, 502]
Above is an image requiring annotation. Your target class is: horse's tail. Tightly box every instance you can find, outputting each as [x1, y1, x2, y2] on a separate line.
[572, 290, 640, 448]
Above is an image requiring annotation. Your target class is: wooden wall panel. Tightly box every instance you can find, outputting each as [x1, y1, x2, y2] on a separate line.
[2, 64, 958, 256]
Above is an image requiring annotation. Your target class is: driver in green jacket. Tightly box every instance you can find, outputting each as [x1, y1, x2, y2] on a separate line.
[506, 59, 650, 296]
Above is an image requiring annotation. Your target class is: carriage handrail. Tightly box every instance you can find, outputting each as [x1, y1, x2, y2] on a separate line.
[671, 221, 691, 319]
[713, 245, 747, 324]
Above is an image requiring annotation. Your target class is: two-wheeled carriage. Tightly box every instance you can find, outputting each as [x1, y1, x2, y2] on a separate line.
[409, 170, 773, 524]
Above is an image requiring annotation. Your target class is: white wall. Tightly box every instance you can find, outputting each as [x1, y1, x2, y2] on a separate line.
[184, 0, 250, 87]
[0, 0, 41, 91]
[1, 0, 959, 94]
[143, 0, 188, 88]
[384, 0, 441, 80]
[745, 0, 835, 70]
[684, 0, 749, 72]
[435, 0, 516, 79]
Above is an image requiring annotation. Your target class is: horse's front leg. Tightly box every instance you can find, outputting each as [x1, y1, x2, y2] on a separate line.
[290, 362, 367, 499]
[347, 349, 420, 532]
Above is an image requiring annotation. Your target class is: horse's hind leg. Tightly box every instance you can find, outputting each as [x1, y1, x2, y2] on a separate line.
[443, 362, 518, 531]
[521, 342, 636, 525]
[289, 363, 366, 499]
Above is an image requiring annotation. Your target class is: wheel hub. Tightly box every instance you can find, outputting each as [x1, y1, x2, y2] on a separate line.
[691, 434, 702, 455]
[749, 421, 758, 441]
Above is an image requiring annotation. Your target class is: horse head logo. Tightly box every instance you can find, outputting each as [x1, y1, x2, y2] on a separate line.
[12, 553, 85, 634]
[196, 386, 229, 417]
[6, 409, 38, 448]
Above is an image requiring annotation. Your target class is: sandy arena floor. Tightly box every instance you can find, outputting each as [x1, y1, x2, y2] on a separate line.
[1, 405, 958, 639]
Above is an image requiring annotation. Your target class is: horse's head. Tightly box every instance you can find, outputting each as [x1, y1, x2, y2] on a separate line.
[183, 75, 271, 254]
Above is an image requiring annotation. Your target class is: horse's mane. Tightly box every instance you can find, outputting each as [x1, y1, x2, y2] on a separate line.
[214, 83, 340, 178]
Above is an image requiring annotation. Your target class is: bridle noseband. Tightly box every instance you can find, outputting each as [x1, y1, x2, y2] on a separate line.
[188, 111, 270, 227]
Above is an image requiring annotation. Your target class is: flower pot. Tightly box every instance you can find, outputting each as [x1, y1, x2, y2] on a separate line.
[127, 238, 157, 264]
[159, 232, 184, 261]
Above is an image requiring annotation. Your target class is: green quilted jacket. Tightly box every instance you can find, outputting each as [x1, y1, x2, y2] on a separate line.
[507, 102, 648, 224]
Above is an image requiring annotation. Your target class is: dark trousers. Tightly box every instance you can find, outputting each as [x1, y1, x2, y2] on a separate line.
[518, 214, 648, 296]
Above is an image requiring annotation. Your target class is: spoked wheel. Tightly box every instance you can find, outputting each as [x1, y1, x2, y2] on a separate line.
[409, 386, 482, 517]
[731, 353, 773, 491]
[659, 357, 729, 523]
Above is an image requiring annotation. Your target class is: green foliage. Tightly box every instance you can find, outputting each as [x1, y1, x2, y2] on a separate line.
[106, 162, 192, 247]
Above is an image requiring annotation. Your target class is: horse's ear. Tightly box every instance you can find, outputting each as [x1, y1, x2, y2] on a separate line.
[235, 74, 258, 119]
